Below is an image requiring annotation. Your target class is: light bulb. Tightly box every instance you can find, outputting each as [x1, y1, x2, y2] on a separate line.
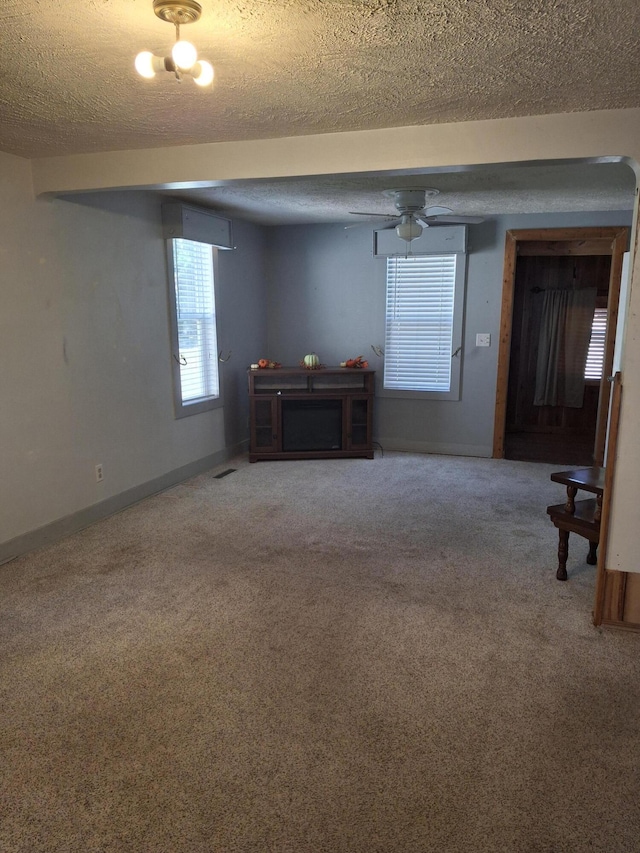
[396, 218, 423, 242]
[192, 60, 214, 87]
[172, 40, 198, 70]
[135, 51, 158, 79]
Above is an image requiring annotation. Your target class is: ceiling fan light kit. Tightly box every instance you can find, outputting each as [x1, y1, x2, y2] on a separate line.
[135, 0, 214, 87]
[396, 214, 423, 243]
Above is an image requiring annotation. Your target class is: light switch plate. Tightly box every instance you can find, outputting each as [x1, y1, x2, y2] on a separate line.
[476, 333, 491, 347]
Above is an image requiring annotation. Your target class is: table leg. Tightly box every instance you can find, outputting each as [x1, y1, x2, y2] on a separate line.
[564, 485, 577, 514]
[557, 529, 569, 581]
[594, 493, 602, 523]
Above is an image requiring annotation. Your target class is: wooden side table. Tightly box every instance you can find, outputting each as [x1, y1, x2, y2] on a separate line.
[547, 467, 605, 581]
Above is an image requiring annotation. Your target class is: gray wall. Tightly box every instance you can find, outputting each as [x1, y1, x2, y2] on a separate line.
[217, 218, 269, 447]
[265, 211, 633, 457]
[0, 142, 632, 559]
[0, 152, 267, 558]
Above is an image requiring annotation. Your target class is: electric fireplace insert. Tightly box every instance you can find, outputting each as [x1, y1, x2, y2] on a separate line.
[281, 398, 343, 452]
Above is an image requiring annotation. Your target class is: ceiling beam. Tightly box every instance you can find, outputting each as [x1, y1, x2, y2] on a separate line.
[30, 108, 640, 198]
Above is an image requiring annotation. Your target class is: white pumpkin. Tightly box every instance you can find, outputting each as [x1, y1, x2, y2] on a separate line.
[303, 353, 320, 368]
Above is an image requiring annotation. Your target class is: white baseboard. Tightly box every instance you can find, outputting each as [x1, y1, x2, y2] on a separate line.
[374, 438, 493, 458]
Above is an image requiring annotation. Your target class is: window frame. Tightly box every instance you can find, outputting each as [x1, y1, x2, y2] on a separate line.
[378, 251, 467, 402]
[165, 238, 223, 419]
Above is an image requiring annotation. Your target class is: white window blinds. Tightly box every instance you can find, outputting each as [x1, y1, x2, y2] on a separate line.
[584, 307, 607, 381]
[172, 238, 219, 403]
[384, 255, 457, 392]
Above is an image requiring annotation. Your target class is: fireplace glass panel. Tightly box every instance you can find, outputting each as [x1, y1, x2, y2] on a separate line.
[281, 399, 343, 452]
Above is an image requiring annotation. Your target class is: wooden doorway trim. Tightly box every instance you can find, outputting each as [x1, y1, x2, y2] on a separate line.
[492, 226, 630, 459]
[593, 372, 623, 626]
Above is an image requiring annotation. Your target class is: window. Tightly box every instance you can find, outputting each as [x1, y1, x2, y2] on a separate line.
[167, 238, 221, 416]
[585, 307, 607, 381]
[382, 253, 466, 400]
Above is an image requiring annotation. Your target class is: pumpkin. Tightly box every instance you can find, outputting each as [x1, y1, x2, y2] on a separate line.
[258, 358, 269, 368]
[303, 353, 320, 368]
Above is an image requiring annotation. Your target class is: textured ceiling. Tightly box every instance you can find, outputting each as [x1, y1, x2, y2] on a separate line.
[2, 1, 639, 221]
[168, 161, 637, 224]
[3, 0, 640, 159]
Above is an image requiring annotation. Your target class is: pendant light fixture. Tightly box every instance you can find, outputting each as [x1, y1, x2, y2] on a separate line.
[135, 0, 214, 87]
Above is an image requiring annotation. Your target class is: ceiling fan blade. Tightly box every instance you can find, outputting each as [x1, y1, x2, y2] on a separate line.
[348, 211, 398, 218]
[345, 218, 402, 231]
[424, 206, 454, 216]
[419, 214, 485, 225]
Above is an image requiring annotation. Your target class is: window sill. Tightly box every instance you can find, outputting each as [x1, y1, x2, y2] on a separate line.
[175, 395, 223, 418]
[377, 387, 460, 402]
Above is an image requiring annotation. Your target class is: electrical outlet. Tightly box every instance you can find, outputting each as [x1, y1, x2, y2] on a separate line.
[476, 333, 491, 347]
[95, 464, 104, 482]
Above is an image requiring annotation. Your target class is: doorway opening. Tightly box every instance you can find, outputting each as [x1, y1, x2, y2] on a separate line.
[493, 227, 629, 464]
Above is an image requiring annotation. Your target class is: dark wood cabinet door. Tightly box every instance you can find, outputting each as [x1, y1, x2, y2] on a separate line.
[347, 396, 372, 450]
[250, 398, 278, 453]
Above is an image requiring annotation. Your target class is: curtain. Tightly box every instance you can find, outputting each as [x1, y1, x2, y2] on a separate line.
[534, 287, 597, 408]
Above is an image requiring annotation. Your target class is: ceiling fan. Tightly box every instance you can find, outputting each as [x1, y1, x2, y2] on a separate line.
[348, 187, 484, 243]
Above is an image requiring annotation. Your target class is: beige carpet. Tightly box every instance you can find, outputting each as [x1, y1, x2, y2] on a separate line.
[1, 453, 639, 852]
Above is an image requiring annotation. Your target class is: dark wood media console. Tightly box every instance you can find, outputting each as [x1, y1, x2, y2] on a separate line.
[248, 367, 374, 462]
